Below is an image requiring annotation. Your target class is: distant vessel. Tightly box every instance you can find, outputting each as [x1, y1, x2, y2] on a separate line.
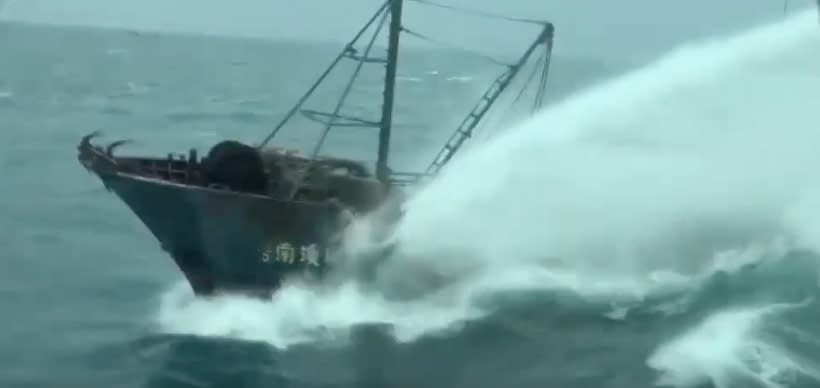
[77, 0, 555, 298]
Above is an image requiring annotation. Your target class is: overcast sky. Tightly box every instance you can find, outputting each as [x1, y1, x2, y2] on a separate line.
[0, 0, 814, 60]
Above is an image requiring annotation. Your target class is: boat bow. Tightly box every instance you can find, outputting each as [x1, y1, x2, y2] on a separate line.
[77, 131, 132, 179]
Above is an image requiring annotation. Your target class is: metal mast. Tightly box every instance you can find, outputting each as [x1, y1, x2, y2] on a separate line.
[376, 0, 403, 182]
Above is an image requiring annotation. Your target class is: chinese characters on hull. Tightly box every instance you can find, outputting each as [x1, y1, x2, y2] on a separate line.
[262, 242, 321, 266]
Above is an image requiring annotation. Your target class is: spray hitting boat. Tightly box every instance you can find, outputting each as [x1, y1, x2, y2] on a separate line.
[77, 0, 555, 298]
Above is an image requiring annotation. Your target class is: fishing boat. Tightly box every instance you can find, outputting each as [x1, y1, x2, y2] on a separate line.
[76, 0, 555, 298]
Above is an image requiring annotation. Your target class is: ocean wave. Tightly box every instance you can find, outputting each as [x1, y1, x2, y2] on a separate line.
[647, 299, 820, 388]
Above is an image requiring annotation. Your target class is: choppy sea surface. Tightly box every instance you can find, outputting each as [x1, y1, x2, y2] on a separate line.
[1, 10, 820, 388]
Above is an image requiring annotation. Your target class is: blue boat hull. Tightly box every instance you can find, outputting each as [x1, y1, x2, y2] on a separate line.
[101, 172, 336, 296]
[77, 134, 341, 297]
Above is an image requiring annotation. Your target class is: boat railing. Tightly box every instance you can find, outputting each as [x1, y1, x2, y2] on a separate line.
[120, 154, 201, 185]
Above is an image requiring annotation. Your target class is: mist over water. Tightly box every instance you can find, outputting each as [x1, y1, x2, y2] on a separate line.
[157, 9, 820, 388]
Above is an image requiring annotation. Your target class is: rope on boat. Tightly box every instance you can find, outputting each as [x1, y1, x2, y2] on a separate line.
[400, 27, 512, 67]
[402, 0, 555, 120]
[509, 51, 545, 108]
[533, 42, 552, 110]
[454, 28, 553, 144]
[406, 0, 547, 25]
[403, 0, 552, 68]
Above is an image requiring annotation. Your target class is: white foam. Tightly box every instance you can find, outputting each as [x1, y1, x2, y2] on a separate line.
[156, 280, 482, 347]
[647, 300, 818, 388]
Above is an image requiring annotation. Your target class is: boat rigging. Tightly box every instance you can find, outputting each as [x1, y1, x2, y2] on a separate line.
[76, 0, 556, 298]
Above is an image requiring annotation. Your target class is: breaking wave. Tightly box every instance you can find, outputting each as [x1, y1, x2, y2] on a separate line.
[647, 299, 820, 388]
[156, 9, 820, 386]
